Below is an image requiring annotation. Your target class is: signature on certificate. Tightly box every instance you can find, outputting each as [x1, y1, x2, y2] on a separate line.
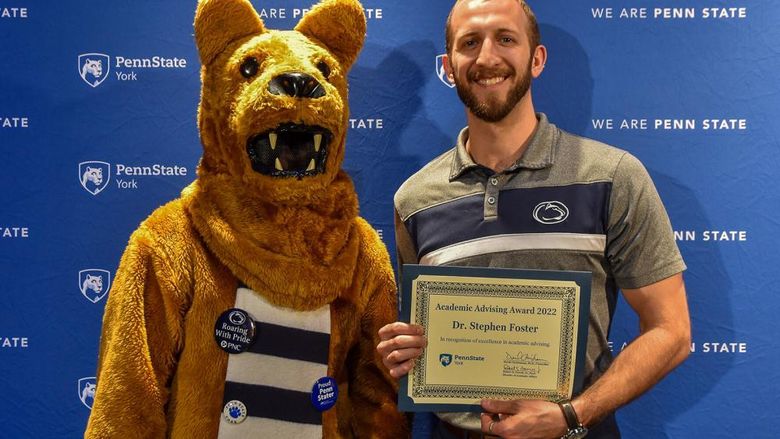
[502, 364, 542, 378]
[504, 351, 550, 366]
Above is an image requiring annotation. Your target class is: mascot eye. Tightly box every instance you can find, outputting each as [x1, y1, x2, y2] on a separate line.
[240, 57, 259, 78]
[316, 61, 331, 79]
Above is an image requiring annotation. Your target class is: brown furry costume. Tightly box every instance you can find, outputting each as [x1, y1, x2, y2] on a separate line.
[84, 0, 408, 437]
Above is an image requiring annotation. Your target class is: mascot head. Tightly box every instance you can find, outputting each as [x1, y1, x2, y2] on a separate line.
[193, 0, 366, 203]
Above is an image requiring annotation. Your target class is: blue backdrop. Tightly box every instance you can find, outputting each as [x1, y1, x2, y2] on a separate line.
[1, 1, 778, 438]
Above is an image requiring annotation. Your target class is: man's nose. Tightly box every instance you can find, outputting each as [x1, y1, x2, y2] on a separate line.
[475, 39, 501, 66]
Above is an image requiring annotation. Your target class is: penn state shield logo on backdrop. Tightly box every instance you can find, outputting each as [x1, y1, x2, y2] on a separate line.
[79, 161, 111, 195]
[78, 377, 97, 410]
[78, 53, 111, 88]
[440, 353, 453, 367]
[435, 54, 455, 88]
[79, 269, 111, 303]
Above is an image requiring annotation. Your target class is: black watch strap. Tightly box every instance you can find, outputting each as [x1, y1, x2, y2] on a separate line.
[557, 400, 581, 429]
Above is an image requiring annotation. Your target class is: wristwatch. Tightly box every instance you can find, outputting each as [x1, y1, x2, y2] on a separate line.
[557, 399, 588, 439]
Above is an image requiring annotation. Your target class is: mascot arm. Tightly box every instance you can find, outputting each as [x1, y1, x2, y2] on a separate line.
[349, 273, 410, 438]
[85, 228, 188, 438]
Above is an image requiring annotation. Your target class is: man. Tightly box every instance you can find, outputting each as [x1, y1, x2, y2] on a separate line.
[376, 0, 691, 438]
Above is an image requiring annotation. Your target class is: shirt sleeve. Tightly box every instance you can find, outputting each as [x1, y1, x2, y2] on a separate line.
[394, 208, 419, 272]
[605, 152, 686, 289]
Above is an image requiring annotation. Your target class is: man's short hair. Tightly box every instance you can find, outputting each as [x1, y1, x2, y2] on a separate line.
[445, 0, 541, 53]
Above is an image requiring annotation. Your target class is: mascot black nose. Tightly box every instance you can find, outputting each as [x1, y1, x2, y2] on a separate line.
[268, 72, 325, 99]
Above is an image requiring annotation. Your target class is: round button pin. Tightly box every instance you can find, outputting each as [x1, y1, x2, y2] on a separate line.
[214, 308, 256, 354]
[311, 377, 338, 412]
[223, 400, 247, 424]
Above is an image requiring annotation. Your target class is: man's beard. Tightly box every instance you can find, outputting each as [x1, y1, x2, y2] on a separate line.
[453, 58, 532, 123]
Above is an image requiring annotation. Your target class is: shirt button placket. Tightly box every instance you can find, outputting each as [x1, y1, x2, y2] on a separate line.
[484, 175, 501, 220]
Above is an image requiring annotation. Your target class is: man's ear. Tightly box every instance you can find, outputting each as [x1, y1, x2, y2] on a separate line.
[194, 0, 266, 66]
[443, 54, 456, 84]
[531, 44, 547, 78]
[295, 0, 366, 71]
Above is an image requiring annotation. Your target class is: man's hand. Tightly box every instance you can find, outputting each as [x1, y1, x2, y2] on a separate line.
[376, 322, 427, 378]
[480, 399, 568, 439]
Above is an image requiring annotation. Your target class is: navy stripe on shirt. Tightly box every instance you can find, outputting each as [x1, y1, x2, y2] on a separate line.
[407, 183, 611, 258]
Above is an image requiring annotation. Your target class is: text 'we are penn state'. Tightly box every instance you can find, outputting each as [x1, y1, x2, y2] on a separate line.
[591, 7, 748, 20]
[256, 7, 383, 20]
[609, 340, 748, 354]
[590, 117, 748, 131]
[591, 118, 748, 131]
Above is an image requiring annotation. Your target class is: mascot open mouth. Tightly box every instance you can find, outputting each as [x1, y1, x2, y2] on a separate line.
[246, 123, 332, 177]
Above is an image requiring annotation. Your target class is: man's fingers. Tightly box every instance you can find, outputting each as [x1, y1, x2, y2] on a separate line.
[385, 347, 424, 366]
[389, 358, 416, 378]
[377, 322, 424, 341]
[377, 322, 408, 341]
[376, 334, 427, 357]
[376, 322, 426, 378]
[481, 398, 522, 414]
[377, 333, 426, 366]
[480, 412, 502, 435]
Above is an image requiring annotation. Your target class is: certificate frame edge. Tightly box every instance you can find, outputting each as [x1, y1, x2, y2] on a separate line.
[397, 264, 592, 412]
[397, 264, 425, 411]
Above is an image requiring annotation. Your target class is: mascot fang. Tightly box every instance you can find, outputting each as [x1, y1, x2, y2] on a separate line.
[84, 0, 408, 437]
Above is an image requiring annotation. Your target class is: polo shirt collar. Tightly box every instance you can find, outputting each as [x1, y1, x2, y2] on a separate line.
[449, 113, 556, 180]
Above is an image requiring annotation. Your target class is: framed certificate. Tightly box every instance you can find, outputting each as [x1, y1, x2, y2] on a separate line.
[398, 264, 591, 412]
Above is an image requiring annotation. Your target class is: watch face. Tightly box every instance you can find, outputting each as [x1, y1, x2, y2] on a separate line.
[565, 427, 588, 439]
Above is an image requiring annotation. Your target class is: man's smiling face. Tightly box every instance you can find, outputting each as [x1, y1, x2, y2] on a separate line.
[445, 0, 537, 122]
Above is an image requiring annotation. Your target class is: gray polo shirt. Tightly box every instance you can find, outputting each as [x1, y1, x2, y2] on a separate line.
[394, 113, 685, 432]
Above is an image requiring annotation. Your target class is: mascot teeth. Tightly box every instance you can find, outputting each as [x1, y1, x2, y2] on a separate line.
[246, 123, 332, 178]
[314, 133, 322, 152]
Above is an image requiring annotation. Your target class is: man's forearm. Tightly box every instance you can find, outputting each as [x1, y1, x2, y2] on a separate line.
[572, 324, 690, 426]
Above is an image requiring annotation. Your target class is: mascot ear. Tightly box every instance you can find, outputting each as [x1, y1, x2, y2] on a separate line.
[295, 0, 366, 71]
[194, 0, 266, 66]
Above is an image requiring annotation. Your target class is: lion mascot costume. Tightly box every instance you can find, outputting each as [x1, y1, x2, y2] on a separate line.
[84, 0, 408, 437]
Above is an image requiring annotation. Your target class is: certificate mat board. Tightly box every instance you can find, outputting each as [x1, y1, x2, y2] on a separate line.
[398, 265, 591, 412]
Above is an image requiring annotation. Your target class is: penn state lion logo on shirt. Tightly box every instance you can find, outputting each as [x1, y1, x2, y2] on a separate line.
[533, 201, 570, 225]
